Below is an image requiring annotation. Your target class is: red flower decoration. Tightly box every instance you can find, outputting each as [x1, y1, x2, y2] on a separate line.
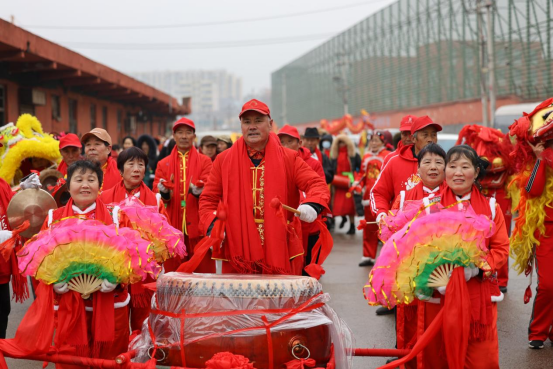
[205, 352, 255, 369]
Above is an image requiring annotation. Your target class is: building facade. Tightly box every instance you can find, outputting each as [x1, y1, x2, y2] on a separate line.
[133, 70, 242, 130]
[0, 20, 190, 144]
[272, 0, 553, 132]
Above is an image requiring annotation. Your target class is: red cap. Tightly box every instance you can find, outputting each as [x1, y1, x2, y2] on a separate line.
[59, 133, 82, 149]
[410, 116, 442, 134]
[172, 117, 195, 133]
[277, 124, 300, 140]
[239, 99, 271, 119]
[399, 115, 417, 132]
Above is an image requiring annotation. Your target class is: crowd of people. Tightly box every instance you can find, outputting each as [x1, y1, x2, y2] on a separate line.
[0, 97, 552, 369]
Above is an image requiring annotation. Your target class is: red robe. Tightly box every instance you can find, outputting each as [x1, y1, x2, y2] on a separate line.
[100, 157, 122, 192]
[153, 146, 212, 262]
[333, 146, 356, 216]
[359, 148, 390, 258]
[199, 134, 330, 275]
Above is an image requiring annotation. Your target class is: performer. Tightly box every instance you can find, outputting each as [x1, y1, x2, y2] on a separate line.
[383, 115, 417, 165]
[389, 143, 446, 368]
[371, 116, 441, 224]
[45, 160, 130, 363]
[509, 98, 553, 349]
[200, 135, 218, 162]
[100, 147, 169, 331]
[216, 135, 233, 154]
[57, 133, 82, 176]
[153, 118, 212, 270]
[329, 134, 360, 235]
[303, 127, 335, 184]
[357, 131, 392, 266]
[199, 99, 330, 275]
[81, 128, 121, 192]
[278, 125, 326, 269]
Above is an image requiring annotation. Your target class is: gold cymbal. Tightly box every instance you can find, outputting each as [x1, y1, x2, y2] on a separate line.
[7, 188, 57, 238]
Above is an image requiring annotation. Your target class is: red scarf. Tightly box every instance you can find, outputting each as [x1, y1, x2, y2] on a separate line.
[57, 160, 68, 176]
[100, 180, 158, 207]
[440, 184, 494, 341]
[167, 145, 201, 238]
[404, 182, 445, 202]
[222, 134, 302, 274]
[100, 157, 122, 192]
[58, 197, 114, 224]
[336, 146, 351, 173]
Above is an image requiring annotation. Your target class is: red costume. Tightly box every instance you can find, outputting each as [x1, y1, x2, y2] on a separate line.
[57, 160, 69, 176]
[199, 134, 330, 275]
[100, 180, 167, 331]
[99, 157, 121, 192]
[359, 147, 390, 259]
[153, 145, 212, 266]
[329, 135, 359, 217]
[370, 144, 420, 219]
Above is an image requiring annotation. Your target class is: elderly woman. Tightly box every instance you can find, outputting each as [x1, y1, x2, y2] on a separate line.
[100, 146, 164, 214]
[42, 160, 130, 364]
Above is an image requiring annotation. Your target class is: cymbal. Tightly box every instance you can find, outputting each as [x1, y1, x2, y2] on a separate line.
[7, 188, 57, 238]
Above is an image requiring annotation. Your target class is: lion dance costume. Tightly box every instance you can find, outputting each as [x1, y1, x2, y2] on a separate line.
[509, 98, 553, 344]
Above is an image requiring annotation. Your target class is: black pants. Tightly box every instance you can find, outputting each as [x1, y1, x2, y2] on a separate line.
[0, 282, 10, 339]
[302, 233, 321, 276]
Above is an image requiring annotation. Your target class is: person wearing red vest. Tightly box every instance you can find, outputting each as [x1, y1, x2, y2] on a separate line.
[81, 128, 121, 192]
[153, 118, 212, 271]
[278, 125, 326, 270]
[199, 99, 330, 275]
[371, 116, 441, 223]
[57, 134, 82, 176]
[357, 131, 391, 266]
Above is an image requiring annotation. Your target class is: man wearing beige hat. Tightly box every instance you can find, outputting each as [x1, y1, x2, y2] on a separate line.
[81, 128, 121, 192]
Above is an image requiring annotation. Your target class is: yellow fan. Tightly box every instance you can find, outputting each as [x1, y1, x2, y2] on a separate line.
[68, 274, 103, 299]
[426, 263, 457, 288]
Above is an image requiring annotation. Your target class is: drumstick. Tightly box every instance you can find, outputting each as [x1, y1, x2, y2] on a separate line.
[270, 198, 301, 215]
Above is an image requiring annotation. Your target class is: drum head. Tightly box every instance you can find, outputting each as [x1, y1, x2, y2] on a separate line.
[7, 188, 57, 238]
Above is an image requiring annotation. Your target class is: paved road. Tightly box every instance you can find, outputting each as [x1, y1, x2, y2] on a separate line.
[4, 223, 551, 368]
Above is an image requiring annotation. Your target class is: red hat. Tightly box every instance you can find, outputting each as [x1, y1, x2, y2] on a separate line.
[411, 116, 442, 134]
[59, 133, 82, 149]
[239, 99, 271, 119]
[399, 115, 417, 132]
[277, 124, 300, 140]
[172, 117, 195, 133]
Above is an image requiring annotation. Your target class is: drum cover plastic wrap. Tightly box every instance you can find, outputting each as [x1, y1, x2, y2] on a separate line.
[131, 272, 354, 369]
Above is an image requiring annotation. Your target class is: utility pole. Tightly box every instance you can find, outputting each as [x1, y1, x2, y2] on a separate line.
[486, 0, 496, 127]
[476, 0, 489, 127]
[333, 52, 349, 115]
[281, 72, 287, 124]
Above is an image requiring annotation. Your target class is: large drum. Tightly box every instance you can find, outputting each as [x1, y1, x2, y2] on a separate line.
[144, 273, 332, 368]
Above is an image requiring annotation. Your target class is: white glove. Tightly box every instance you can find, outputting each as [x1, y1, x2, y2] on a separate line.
[376, 213, 387, 224]
[53, 282, 69, 294]
[437, 286, 447, 295]
[20, 173, 42, 190]
[157, 179, 169, 194]
[296, 204, 317, 223]
[189, 183, 203, 196]
[0, 230, 13, 244]
[464, 266, 480, 281]
[100, 279, 117, 293]
[416, 293, 432, 301]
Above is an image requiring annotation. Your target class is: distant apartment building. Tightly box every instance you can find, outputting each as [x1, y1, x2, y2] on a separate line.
[133, 70, 243, 130]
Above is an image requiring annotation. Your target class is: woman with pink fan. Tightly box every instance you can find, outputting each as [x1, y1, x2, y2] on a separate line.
[367, 145, 509, 369]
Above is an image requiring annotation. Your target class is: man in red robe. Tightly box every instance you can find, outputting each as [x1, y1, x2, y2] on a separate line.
[199, 99, 330, 275]
[81, 128, 121, 192]
[57, 134, 82, 176]
[153, 118, 212, 270]
[278, 125, 326, 270]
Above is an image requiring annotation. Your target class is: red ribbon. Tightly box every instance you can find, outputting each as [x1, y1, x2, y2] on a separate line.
[284, 358, 316, 369]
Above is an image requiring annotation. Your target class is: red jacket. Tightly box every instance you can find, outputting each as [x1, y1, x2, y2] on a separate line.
[359, 148, 391, 201]
[0, 179, 13, 284]
[298, 147, 326, 236]
[370, 144, 420, 218]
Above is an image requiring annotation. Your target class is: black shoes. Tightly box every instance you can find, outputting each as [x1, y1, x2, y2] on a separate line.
[346, 223, 356, 235]
[339, 216, 348, 229]
[359, 258, 375, 267]
[499, 286, 507, 293]
[376, 306, 395, 316]
[529, 340, 544, 349]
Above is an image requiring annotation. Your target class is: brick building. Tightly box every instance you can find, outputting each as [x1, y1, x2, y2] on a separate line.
[0, 19, 190, 144]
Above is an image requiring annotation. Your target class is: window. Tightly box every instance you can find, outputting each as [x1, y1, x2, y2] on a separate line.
[0, 85, 4, 126]
[68, 99, 77, 133]
[90, 104, 96, 130]
[102, 107, 108, 129]
[51, 95, 61, 121]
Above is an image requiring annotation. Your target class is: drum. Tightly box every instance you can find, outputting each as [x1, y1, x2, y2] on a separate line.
[149, 273, 332, 368]
[331, 174, 351, 189]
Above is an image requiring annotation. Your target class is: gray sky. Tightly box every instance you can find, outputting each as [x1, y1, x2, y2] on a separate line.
[0, 0, 395, 94]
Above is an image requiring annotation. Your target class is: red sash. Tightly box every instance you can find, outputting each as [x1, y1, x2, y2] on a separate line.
[100, 180, 158, 207]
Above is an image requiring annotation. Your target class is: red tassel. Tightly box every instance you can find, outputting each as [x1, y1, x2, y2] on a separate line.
[357, 219, 367, 230]
[524, 285, 533, 304]
[284, 358, 317, 369]
[205, 352, 255, 369]
[0, 220, 29, 262]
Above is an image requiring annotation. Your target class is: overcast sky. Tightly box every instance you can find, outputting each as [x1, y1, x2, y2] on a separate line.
[0, 0, 395, 94]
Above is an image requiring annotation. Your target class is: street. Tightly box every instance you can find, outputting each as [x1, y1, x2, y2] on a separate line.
[4, 224, 552, 368]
